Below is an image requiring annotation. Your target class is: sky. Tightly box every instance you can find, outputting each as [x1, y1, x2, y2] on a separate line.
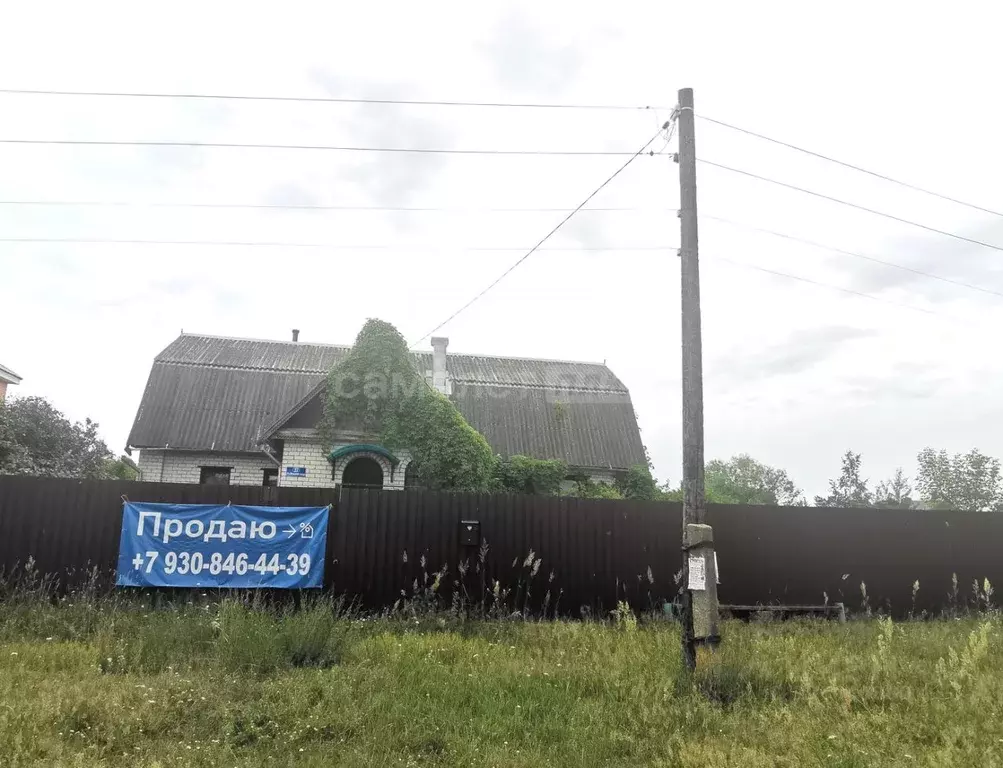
[2, 2, 1002, 498]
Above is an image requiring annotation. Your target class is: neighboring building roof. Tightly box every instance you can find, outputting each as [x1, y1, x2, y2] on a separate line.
[0, 362, 22, 385]
[128, 333, 647, 470]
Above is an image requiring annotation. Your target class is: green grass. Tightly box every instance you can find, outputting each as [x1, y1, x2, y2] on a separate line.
[1, 597, 1001, 767]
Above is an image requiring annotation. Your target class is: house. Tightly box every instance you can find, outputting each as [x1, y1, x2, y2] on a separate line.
[0, 362, 21, 402]
[127, 332, 646, 489]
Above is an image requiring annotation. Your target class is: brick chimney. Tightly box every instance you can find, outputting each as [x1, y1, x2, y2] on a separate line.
[292, 329, 300, 342]
[430, 337, 450, 394]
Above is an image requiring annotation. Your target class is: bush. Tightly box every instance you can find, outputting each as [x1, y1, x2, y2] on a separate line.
[492, 455, 567, 495]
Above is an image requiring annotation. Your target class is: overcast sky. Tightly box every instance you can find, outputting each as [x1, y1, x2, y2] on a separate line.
[2, 2, 1002, 497]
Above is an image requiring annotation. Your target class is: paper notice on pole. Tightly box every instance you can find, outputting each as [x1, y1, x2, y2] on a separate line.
[687, 554, 706, 590]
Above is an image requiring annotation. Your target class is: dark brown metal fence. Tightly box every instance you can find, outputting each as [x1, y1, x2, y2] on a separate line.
[1, 475, 1001, 616]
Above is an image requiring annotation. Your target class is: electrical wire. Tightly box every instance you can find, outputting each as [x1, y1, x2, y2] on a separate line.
[0, 138, 651, 156]
[697, 114, 1003, 219]
[707, 255, 950, 319]
[0, 237, 673, 251]
[411, 124, 670, 346]
[0, 87, 670, 111]
[698, 158, 1003, 255]
[702, 215, 1003, 300]
[0, 200, 676, 213]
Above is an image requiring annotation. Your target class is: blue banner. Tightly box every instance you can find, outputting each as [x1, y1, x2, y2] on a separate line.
[116, 502, 329, 589]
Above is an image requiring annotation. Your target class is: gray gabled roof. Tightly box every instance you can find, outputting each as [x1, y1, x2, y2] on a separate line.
[128, 333, 647, 470]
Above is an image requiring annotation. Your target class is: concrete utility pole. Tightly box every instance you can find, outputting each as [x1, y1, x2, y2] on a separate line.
[676, 87, 719, 670]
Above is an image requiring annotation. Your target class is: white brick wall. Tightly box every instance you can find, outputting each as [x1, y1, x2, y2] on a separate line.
[138, 449, 277, 486]
[137, 450, 165, 482]
[278, 441, 336, 488]
[279, 440, 411, 490]
[589, 470, 617, 485]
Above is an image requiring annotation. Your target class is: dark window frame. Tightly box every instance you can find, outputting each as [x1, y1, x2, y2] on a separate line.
[199, 466, 232, 485]
[340, 456, 384, 489]
[262, 468, 279, 487]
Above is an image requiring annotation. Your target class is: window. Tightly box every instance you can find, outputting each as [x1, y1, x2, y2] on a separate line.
[199, 466, 231, 485]
[341, 457, 384, 488]
[262, 468, 279, 487]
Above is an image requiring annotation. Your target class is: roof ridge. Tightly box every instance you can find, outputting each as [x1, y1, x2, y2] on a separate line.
[177, 332, 352, 350]
[452, 380, 628, 394]
[152, 360, 331, 374]
[174, 332, 610, 368]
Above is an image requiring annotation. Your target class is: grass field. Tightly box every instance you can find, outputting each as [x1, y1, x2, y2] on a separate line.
[1, 593, 1001, 767]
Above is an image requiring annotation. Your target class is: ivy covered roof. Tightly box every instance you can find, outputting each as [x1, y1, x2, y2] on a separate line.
[127, 333, 646, 470]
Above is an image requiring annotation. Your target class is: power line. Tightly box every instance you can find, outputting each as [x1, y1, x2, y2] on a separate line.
[702, 215, 1003, 300]
[697, 114, 1003, 219]
[411, 124, 670, 346]
[707, 255, 951, 319]
[0, 138, 650, 157]
[0, 87, 670, 112]
[0, 237, 674, 252]
[698, 158, 1003, 255]
[0, 199, 675, 213]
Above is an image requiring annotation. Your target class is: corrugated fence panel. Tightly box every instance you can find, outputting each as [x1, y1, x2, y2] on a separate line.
[3, 477, 1003, 616]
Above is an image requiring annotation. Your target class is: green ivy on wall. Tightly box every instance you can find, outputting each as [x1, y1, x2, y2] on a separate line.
[321, 320, 495, 491]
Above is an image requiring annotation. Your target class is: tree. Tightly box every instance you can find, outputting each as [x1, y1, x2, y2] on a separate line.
[103, 454, 139, 481]
[704, 454, 805, 506]
[915, 448, 1003, 512]
[659, 482, 727, 504]
[815, 450, 872, 507]
[619, 464, 665, 501]
[873, 468, 913, 508]
[0, 396, 113, 478]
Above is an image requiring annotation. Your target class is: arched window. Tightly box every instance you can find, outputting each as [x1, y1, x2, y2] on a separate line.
[341, 456, 384, 488]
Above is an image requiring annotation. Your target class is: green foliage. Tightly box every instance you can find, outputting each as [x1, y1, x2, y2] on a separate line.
[552, 401, 569, 423]
[0, 395, 113, 478]
[492, 455, 567, 495]
[874, 467, 914, 508]
[815, 450, 873, 507]
[103, 455, 139, 481]
[705, 454, 805, 505]
[383, 390, 495, 491]
[567, 477, 624, 499]
[935, 620, 994, 698]
[659, 482, 728, 504]
[321, 320, 495, 491]
[620, 464, 664, 500]
[916, 447, 1003, 511]
[3, 599, 1003, 766]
